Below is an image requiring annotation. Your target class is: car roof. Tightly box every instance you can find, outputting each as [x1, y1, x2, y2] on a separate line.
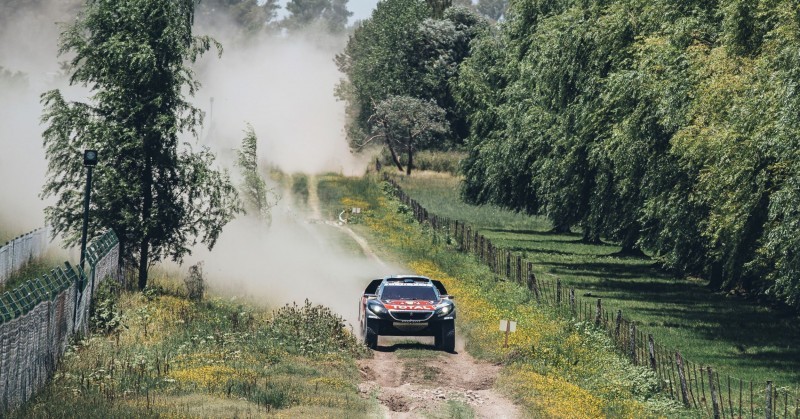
[382, 276, 434, 285]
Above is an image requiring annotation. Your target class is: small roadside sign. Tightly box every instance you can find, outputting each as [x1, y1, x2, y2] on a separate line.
[500, 319, 517, 348]
[499, 320, 517, 332]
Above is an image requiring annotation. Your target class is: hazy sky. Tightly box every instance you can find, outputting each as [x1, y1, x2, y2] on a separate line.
[276, 0, 380, 23]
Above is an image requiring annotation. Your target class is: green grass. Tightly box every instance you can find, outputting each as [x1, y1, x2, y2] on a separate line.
[9, 271, 376, 418]
[395, 174, 800, 389]
[392, 174, 551, 232]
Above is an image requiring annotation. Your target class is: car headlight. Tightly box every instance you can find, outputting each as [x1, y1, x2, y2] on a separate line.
[435, 302, 454, 317]
[367, 302, 387, 316]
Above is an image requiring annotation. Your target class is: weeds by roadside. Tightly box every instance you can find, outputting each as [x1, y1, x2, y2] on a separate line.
[9, 271, 375, 418]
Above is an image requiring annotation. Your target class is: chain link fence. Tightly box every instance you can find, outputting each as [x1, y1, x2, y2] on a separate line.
[0, 230, 120, 412]
[0, 228, 51, 286]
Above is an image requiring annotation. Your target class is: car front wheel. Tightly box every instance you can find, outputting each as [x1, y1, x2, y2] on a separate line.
[364, 318, 379, 349]
[436, 320, 455, 352]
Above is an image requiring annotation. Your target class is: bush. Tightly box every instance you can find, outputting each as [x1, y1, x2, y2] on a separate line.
[184, 262, 205, 301]
[90, 278, 124, 335]
[267, 299, 367, 357]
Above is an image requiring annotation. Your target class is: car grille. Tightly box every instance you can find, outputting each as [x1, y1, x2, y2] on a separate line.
[390, 311, 434, 322]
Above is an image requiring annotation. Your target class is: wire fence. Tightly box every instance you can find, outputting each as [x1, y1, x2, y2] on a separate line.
[0, 227, 51, 286]
[384, 174, 799, 418]
[0, 230, 120, 413]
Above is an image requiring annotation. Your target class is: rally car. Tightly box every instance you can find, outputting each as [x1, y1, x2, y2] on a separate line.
[358, 275, 456, 352]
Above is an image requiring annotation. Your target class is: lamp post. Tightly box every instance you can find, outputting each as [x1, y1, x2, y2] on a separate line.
[79, 149, 98, 272]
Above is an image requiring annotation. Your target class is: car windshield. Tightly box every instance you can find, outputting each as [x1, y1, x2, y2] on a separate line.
[381, 285, 438, 301]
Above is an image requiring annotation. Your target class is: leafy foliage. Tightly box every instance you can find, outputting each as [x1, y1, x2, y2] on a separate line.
[235, 124, 277, 223]
[268, 300, 367, 357]
[454, 0, 800, 307]
[283, 0, 353, 33]
[40, 0, 243, 290]
[195, 0, 280, 34]
[335, 0, 486, 149]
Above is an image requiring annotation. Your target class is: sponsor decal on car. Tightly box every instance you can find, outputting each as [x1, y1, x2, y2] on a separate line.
[383, 300, 436, 311]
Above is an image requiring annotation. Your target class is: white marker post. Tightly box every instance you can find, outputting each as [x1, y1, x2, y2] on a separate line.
[499, 319, 517, 348]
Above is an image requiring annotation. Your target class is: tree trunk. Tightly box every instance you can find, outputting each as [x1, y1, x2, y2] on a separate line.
[551, 222, 572, 234]
[582, 227, 601, 244]
[406, 147, 413, 176]
[618, 224, 646, 257]
[386, 143, 404, 172]
[138, 153, 153, 291]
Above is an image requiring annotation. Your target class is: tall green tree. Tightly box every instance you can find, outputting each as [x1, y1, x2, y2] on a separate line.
[40, 0, 242, 290]
[476, 0, 507, 21]
[196, 0, 280, 33]
[284, 0, 352, 32]
[368, 95, 449, 175]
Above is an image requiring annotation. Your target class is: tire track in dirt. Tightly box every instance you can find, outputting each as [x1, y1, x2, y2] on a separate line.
[305, 177, 520, 418]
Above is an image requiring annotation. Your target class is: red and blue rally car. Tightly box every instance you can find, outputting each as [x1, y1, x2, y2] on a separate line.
[358, 275, 456, 352]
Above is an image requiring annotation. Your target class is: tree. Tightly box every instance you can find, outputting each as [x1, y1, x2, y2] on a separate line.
[235, 124, 277, 224]
[335, 0, 431, 142]
[284, 0, 352, 33]
[476, 0, 507, 21]
[195, 0, 280, 33]
[335, 0, 485, 147]
[40, 0, 242, 290]
[367, 95, 449, 175]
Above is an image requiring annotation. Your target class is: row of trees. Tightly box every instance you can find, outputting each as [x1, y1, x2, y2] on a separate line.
[338, 0, 800, 307]
[195, 0, 353, 34]
[453, 0, 800, 308]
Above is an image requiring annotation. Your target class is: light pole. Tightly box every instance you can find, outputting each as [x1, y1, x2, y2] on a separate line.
[79, 149, 98, 272]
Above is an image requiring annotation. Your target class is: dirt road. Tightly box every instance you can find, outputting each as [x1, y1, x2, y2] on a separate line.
[303, 177, 520, 418]
[357, 339, 521, 418]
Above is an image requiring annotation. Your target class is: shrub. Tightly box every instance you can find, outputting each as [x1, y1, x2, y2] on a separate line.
[184, 262, 205, 301]
[267, 299, 368, 357]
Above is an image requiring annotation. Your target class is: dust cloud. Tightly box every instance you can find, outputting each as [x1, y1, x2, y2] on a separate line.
[0, 2, 80, 234]
[183, 22, 395, 324]
[0, 2, 394, 325]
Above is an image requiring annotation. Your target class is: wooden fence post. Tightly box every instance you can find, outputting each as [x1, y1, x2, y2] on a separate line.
[569, 289, 576, 314]
[556, 279, 562, 305]
[676, 352, 690, 407]
[529, 271, 540, 303]
[594, 299, 602, 327]
[766, 381, 773, 419]
[647, 334, 656, 370]
[479, 235, 484, 262]
[505, 251, 511, 279]
[614, 310, 622, 343]
[708, 367, 721, 419]
[629, 324, 637, 364]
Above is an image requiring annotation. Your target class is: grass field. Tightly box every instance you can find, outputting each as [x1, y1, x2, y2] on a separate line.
[394, 173, 800, 389]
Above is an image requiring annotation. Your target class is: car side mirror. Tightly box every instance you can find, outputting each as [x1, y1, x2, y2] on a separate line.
[442, 295, 454, 300]
[365, 294, 378, 300]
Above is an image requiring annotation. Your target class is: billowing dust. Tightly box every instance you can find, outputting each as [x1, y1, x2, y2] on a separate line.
[0, 3, 391, 325]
